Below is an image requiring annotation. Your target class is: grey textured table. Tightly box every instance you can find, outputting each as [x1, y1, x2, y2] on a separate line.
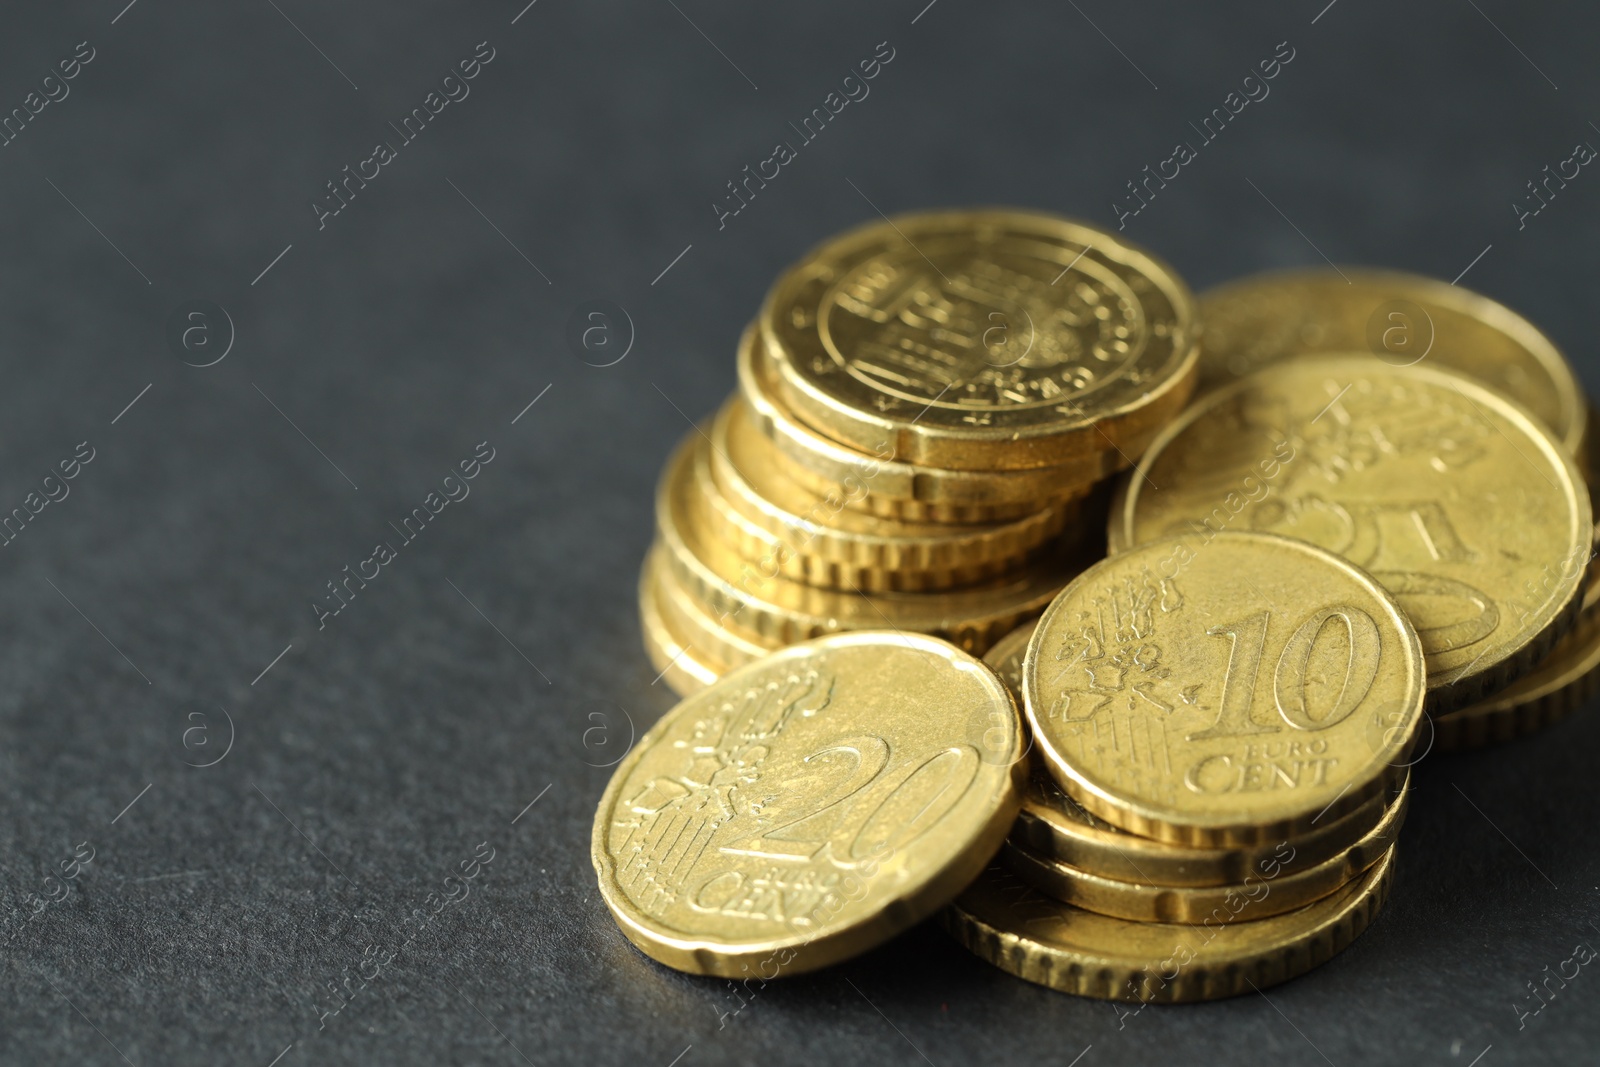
[2, 2, 1597, 1064]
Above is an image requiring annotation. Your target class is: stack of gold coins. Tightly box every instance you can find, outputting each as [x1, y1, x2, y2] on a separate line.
[641, 209, 1202, 695]
[948, 533, 1426, 1002]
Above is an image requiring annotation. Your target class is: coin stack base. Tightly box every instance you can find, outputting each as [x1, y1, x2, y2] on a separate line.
[944, 850, 1395, 1004]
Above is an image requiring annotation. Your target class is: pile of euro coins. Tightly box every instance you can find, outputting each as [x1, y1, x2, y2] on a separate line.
[597, 208, 1599, 1003]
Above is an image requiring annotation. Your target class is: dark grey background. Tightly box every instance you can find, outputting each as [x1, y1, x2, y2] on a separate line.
[1, 1, 1596, 1064]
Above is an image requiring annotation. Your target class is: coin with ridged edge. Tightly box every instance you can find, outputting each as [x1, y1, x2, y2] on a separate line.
[981, 618, 1039, 698]
[757, 208, 1199, 470]
[647, 544, 772, 674]
[941, 846, 1394, 1003]
[1435, 600, 1600, 750]
[593, 630, 1026, 977]
[1111, 357, 1591, 712]
[987, 618, 1412, 887]
[1002, 777, 1406, 923]
[639, 553, 729, 697]
[1196, 268, 1586, 456]
[704, 398, 1071, 591]
[1023, 532, 1425, 847]
[656, 431, 1092, 653]
[1011, 766, 1405, 889]
[737, 323, 1109, 522]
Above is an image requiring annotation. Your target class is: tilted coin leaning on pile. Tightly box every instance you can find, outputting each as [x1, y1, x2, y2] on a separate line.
[595, 209, 1598, 1001]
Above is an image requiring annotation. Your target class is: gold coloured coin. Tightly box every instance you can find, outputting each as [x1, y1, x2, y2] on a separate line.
[1002, 779, 1406, 923]
[593, 631, 1026, 977]
[1435, 600, 1600, 750]
[1110, 357, 1592, 709]
[705, 398, 1070, 591]
[942, 847, 1394, 1003]
[981, 618, 1040, 697]
[656, 432, 1089, 652]
[647, 544, 772, 672]
[757, 208, 1199, 470]
[737, 324, 1107, 522]
[1024, 532, 1425, 846]
[1011, 767, 1405, 889]
[1197, 268, 1586, 455]
[639, 554, 729, 697]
